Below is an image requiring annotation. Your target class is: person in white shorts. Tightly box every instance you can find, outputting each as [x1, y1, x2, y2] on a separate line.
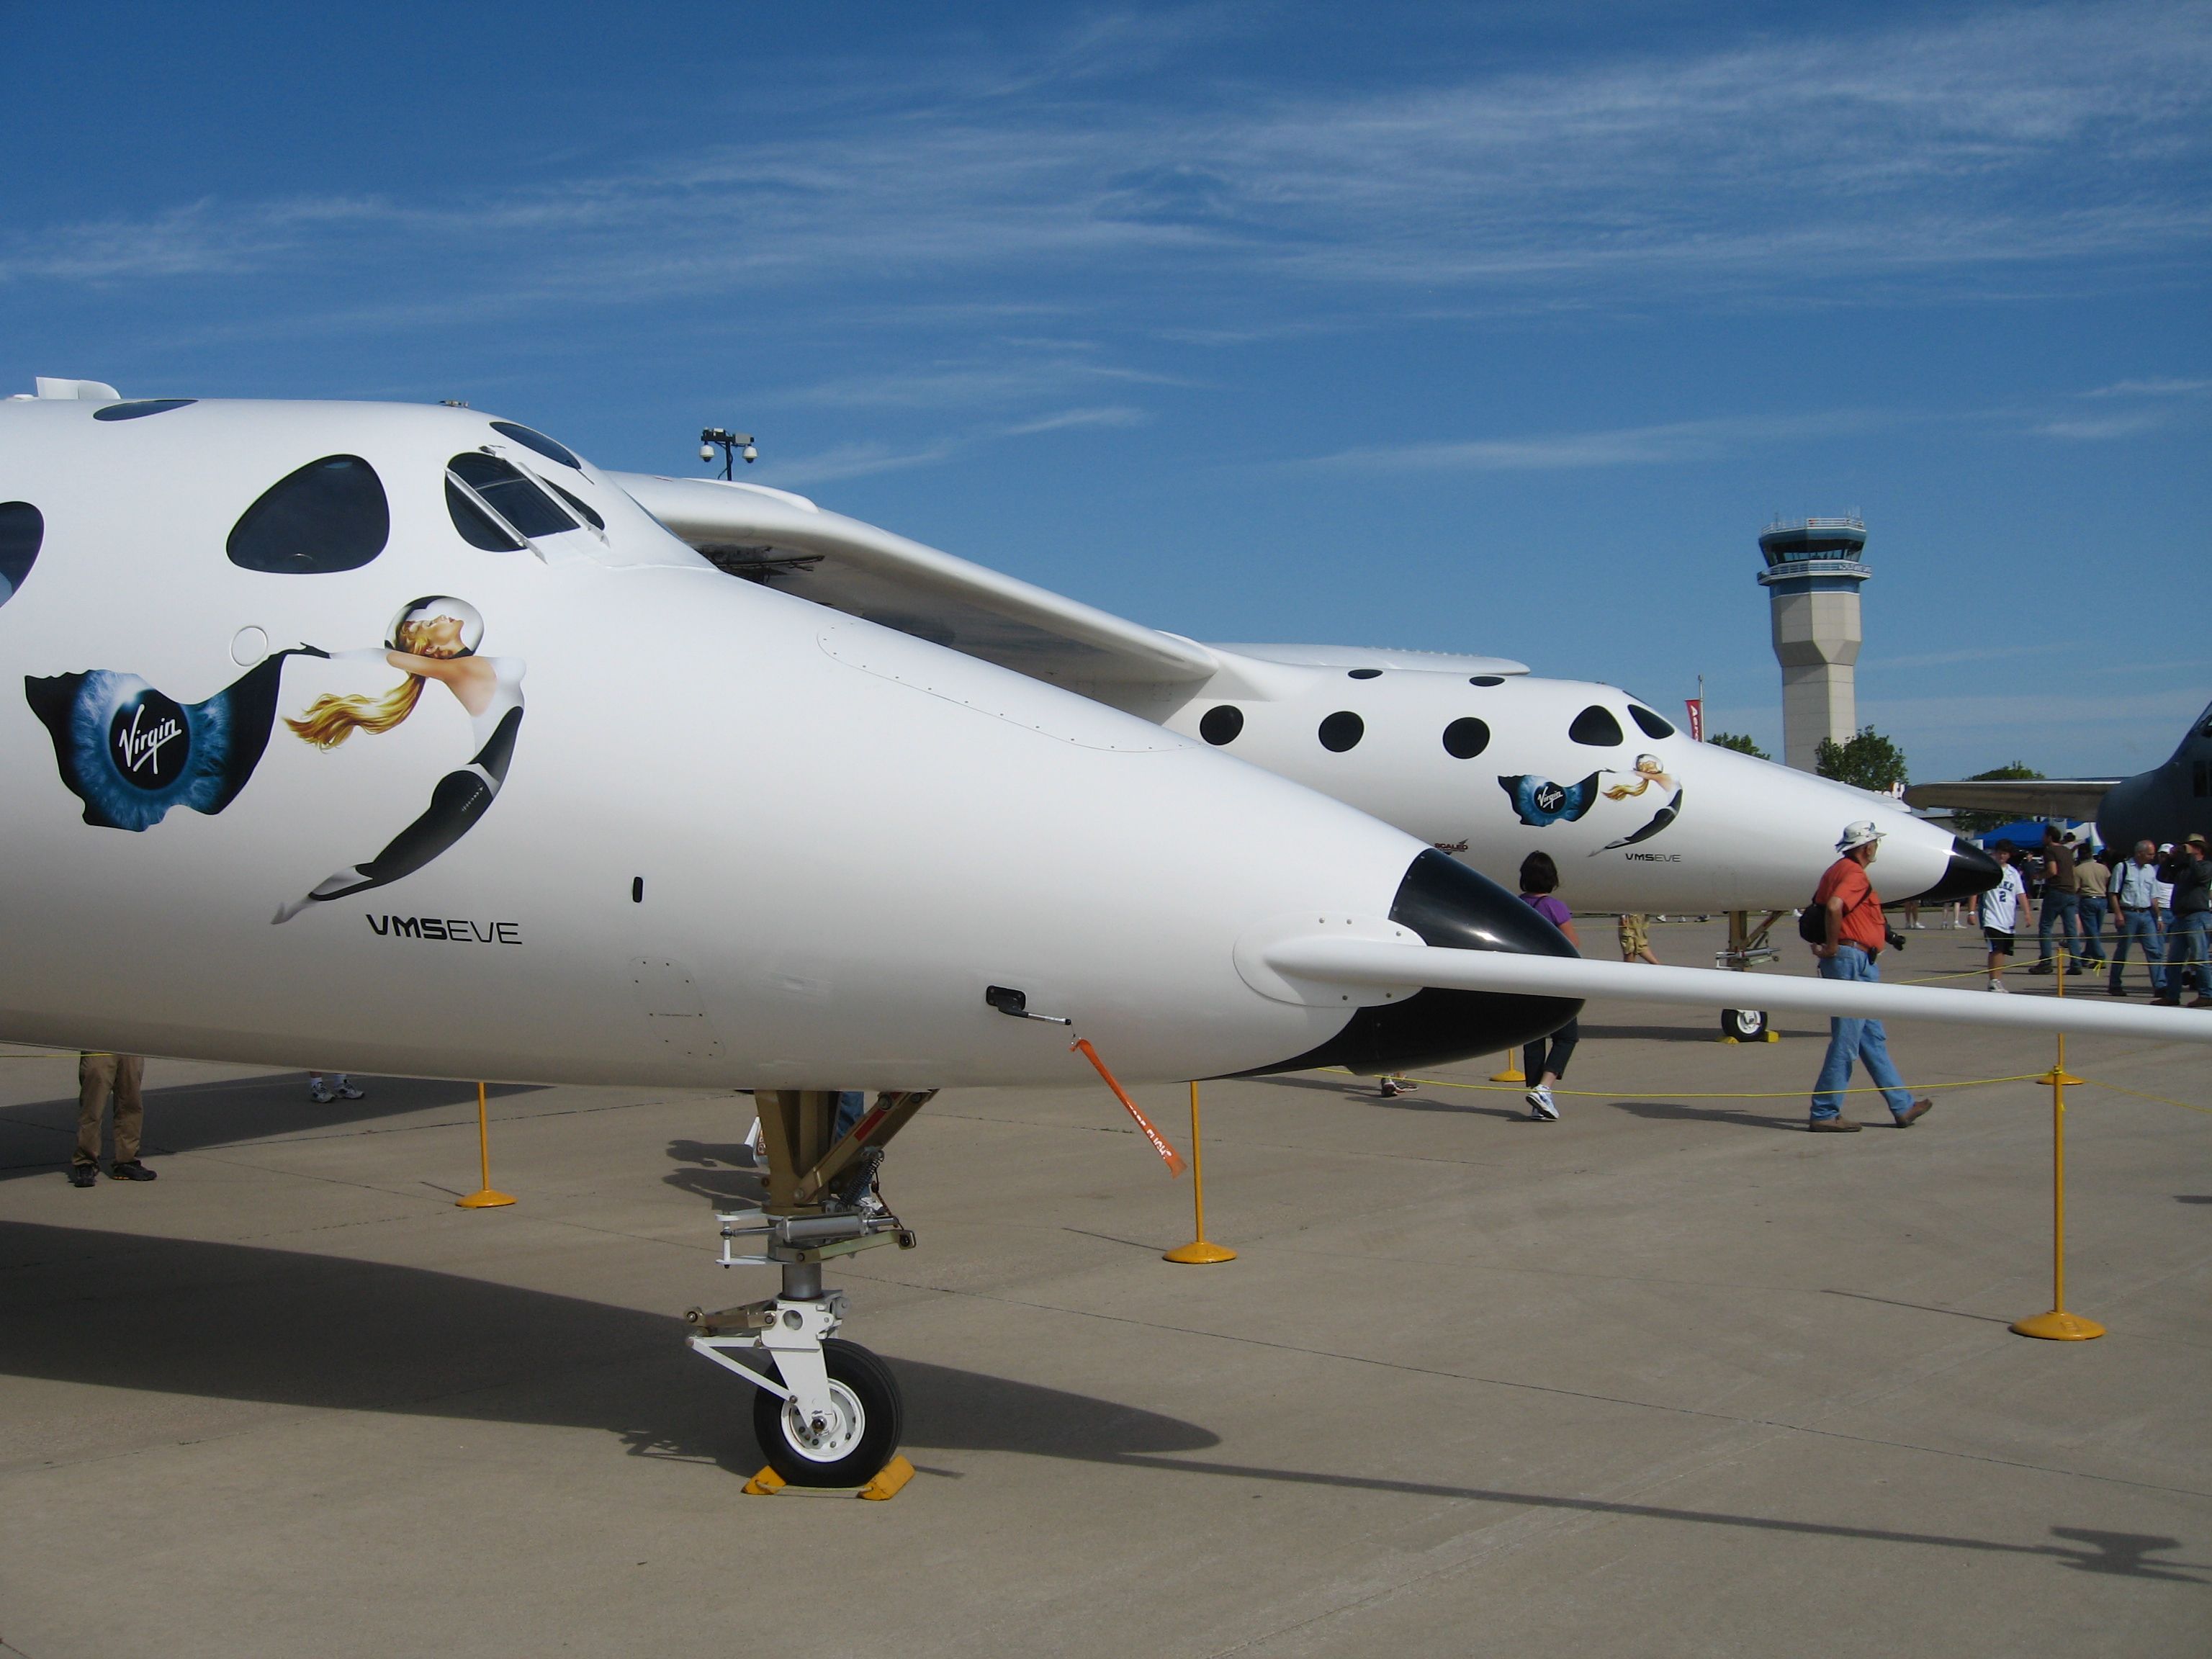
[1976, 844, 2032, 990]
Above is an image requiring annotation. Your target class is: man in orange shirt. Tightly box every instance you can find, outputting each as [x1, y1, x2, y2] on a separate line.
[1807, 822, 1934, 1133]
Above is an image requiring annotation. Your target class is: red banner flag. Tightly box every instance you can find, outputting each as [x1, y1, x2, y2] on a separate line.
[1684, 698, 1704, 741]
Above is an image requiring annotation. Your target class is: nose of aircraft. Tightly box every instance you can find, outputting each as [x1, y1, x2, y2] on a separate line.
[1245, 850, 1583, 1076]
[1904, 835, 2002, 905]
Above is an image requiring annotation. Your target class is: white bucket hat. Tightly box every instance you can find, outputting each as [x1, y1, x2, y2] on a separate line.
[1836, 820, 1884, 853]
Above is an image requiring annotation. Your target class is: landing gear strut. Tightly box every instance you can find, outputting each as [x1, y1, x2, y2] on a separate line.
[685, 1089, 932, 1486]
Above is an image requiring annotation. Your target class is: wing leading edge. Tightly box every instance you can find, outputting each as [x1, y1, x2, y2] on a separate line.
[611, 472, 1217, 689]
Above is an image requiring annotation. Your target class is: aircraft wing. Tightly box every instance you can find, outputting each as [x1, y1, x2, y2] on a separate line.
[1903, 778, 2118, 819]
[1260, 938, 2212, 1046]
[610, 472, 1218, 688]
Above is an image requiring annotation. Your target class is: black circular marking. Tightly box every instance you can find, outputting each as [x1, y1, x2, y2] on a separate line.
[1318, 711, 1364, 752]
[1442, 716, 1491, 759]
[1199, 704, 1245, 745]
[1347, 667, 1382, 680]
[1469, 675, 1503, 687]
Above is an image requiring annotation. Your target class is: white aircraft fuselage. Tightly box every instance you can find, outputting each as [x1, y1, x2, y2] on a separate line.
[0, 395, 1575, 1089]
[1148, 652, 1995, 914]
[614, 473, 1997, 922]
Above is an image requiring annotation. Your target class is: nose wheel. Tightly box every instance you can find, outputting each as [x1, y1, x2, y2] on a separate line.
[685, 1088, 933, 1488]
[751, 1337, 904, 1486]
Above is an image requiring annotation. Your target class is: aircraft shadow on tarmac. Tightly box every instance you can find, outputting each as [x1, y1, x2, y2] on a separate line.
[0, 1076, 547, 1182]
[1259, 1075, 1529, 1122]
[0, 1220, 2198, 1583]
[1608, 1098, 1806, 1132]
[663, 1138, 769, 1207]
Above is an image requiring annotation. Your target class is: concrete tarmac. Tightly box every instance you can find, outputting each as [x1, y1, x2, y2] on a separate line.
[1, 918, 2207, 1657]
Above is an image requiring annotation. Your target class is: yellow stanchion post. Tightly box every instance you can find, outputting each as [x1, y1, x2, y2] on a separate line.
[1164, 1082, 1236, 1264]
[2011, 961, 2100, 1339]
[455, 1081, 516, 1210]
[1488, 1051, 1526, 1083]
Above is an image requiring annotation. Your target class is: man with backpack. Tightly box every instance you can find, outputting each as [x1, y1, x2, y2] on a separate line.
[1803, 821, 1936, 1133]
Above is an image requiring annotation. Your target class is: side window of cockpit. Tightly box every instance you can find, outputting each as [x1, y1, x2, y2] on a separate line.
[0, 501, 42, 606]
[1568, 705, 1624, 746]
[445, 451, 577, 549]
[1628, 704, 1676, 739]
[227, 455, 390, 573]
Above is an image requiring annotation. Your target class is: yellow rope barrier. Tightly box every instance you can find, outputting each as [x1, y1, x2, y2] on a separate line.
[1342, 1069, 2052, 1101]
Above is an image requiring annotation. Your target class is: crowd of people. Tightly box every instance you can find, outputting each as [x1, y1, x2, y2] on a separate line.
[1977, 826, 2209, 1005]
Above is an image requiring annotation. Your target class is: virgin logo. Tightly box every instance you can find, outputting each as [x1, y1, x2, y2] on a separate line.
[108, 688, 190, 791]
[117, 703, 182, 775]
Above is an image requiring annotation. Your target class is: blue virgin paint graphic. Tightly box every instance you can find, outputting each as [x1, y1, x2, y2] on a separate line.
[1500, 773, 1601, 827]
[24, 653, 295, 831]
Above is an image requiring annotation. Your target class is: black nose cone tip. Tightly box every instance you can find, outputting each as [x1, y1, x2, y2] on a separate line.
[1240, 850, 1583, 1079]
[1907, 835, 2002, 905]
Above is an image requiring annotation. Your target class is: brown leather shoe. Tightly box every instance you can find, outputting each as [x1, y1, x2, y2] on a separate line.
[1894, 1099, 1935, 1127]
[1809, 1118, 1862, 1132]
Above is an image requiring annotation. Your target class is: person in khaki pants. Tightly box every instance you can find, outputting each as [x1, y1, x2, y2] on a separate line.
[73, 1052, 156, 1187]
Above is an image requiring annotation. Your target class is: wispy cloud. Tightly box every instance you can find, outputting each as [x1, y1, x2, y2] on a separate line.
[751, 403, 1148, 485]
[2085, 376, 2212, 397]
[7, 2, 2208, 330]
[999, 404, 1148, 436]
[2036, 411, 2168, 440]
[1310, 412, 1888, 472]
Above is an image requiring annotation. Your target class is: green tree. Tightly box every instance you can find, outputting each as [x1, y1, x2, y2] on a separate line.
[1948, 762, 2046, 837]
[1814, 726, 1908, 793]
[1707, 732, 1769, 760]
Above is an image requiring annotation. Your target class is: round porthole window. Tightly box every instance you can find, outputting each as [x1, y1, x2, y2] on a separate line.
[1318, 711, 1364, 752]
[1199, 704, 1245, 745]
[1442, 716, 1491, 759]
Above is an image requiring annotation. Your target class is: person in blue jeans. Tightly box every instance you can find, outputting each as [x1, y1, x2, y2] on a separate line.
[2032, 825, 2080, 973]
[2109, 840, 2167, 997]
[2155, 835, 2212, 1007]
[1807, 822, 1936, 1132]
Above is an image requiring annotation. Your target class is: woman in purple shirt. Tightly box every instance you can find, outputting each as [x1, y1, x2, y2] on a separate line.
[1519, 851, 1579, 1120]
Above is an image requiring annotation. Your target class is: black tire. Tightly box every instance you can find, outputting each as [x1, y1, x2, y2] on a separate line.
[750, 1337, 903, 1487]
[1722, 1007, 1769, 1042]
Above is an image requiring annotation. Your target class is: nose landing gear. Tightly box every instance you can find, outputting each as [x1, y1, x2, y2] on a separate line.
[683, 1089, 932, 1488]
[1717, 910, 1786, 1043]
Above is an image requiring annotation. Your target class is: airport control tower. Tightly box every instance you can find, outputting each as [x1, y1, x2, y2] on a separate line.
[1757, 516, 1869, 773]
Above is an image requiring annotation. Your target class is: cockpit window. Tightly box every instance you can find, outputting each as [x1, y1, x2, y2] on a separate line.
[93, 399, 197, 422]
[1628, 704, 1676, 739]
[1568, 705, 1625, 746]
[446, 451, 577, 544]
[227, 455, 390, 573]
[446, 479, 522, 550]
[489, 421, 583, 469]
[547, 480, 603, 530]
[0, 501, 42, 606]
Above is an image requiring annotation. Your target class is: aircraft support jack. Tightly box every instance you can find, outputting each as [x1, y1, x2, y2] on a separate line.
[685, 1089, 932, 1488]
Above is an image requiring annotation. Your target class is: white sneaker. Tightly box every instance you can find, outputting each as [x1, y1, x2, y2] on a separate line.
[1987, 979, 2008, 993]
[1526, 1083, 1560, 1120]
[331, 1074, 364, 1100]
[307, 1078, 336, 1102]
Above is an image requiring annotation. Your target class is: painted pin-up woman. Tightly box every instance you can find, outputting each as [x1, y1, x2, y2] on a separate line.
[272, 596, 524, 924]
[1593, 752, 1683, 852]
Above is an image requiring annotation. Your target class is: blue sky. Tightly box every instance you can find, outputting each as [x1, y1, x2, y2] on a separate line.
[6, 1, 2206, 778]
